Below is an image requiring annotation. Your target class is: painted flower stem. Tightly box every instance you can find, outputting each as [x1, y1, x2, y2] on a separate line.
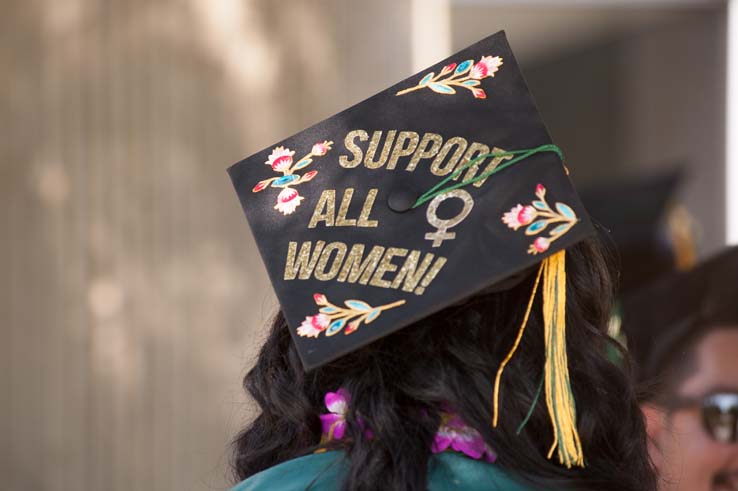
[297, 294, 406, 338]
[395, 85, 422, 96]
[396, 56, 502, 99]
[284, 151, 314, 175]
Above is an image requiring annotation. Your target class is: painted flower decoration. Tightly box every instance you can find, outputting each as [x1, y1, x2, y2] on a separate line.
[297, 293, 405, 338]
[501, 204, 537, 230]
[252, 140, 333, 215]
[502, 183, 579, 255]
[275, 187, 303, 215]
[297, 312, 330, 338]
[469, 55, 503, 80]
[396, 55, 503, 99]
[320, 389, 350, 442]
[312, 141, 331, 156]
[266, 146, 295, 172]
[532, 237, 550, 254]
[432, 410, 497, 463]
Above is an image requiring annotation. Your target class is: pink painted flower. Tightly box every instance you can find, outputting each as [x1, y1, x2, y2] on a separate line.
[252, 179, 271, 193]
[344, 320, 361, 335]
[532, 237, 550, 254]
[517, 205, 536, 226]
[469, 55, 503, 80]
[313, 293, 328, 306]
[320, 389, 350, 441]
[311, 140, 333, 156]
[471, 88, 487, 99]
[301, 170, 318, 182]
[502, 204, 527, 230]
[432, 411, 496, 463]
[274, 187, 303, 215]
[297, 313, 330, 338]
[266, 146, 295, 172]
[536, 183, 546, 196]
[441, 62, 457, 75]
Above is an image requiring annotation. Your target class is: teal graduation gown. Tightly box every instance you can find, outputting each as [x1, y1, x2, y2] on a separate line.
[232, 450, 543, 491]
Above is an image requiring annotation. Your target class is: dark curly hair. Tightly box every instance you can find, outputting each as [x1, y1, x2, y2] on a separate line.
[231, 237, 657, 491]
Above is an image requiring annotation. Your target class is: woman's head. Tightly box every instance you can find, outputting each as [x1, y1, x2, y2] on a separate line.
[232, 237, 657, 491]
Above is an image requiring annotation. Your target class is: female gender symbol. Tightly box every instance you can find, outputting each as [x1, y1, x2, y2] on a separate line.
[424, 189, 474, 247]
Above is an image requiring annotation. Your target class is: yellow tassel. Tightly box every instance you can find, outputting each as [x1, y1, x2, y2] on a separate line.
[542, 250, 584, 468]
[492, 263, 544, 427]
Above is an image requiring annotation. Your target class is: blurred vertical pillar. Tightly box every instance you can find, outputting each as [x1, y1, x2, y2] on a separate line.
[0, 1, 418, 490]
[728, 0, 738, 245]
[410, 0, 451, 72]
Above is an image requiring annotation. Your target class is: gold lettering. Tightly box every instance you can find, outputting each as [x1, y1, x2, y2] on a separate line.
[284, 241, 326, 280]
[472, 146, 513, 187]
[430, 137, 468, 176]
[453, 142, 489, 182]
[339, 130, 368, 168]
[357, 189, 379, 227]
[391, 251, 436, 292]
[308, 190, 336, 228]
[335, 188, 357, 227]
[414, 256, 447, 295]
[365, 130, 397, 169]
[407, 133, 442, 171]
[387, 131, 420, 170]
[314, 242, 348, 281]
[338, 244, 385, 284]
[370, 247, 408, 288]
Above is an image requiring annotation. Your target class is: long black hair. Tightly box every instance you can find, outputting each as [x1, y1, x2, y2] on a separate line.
[232, 237, 657, 491]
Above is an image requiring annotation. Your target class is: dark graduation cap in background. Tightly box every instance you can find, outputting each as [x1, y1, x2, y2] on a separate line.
[229, 31, 594, 468]
[580, 171, 696, 295]
[622, 246, 738, 386]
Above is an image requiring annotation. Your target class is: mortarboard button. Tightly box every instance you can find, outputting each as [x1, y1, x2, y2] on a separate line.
[387, 189, 417, 213]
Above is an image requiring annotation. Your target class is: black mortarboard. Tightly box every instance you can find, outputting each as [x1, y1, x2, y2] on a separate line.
[229, 31, 595, 467]
[622, 246, 738, 386]
[580, 171, 695, 294]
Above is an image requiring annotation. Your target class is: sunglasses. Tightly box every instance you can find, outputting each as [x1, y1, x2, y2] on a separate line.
[667, 392, 738, 443]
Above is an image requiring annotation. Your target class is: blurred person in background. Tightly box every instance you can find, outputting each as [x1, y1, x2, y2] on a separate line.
[623, 246, 738, 491]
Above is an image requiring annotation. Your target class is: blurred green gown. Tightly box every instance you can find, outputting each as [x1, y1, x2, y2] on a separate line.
[231, 450, 539, 491]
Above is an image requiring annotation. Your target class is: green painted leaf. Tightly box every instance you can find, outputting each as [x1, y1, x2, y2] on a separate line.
[532, 200, 548, 211]
[345, 300, 371, 311]
[326, 318, 346, 336]
[429, 83, 456, 95]
[319, 306, 338, 314]
[461, 79, 480, 86]
[555, 202, 577, 220]
[419, 72, 434, 86]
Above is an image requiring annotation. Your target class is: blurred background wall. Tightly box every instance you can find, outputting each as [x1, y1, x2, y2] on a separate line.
[0, 1, 728, 490]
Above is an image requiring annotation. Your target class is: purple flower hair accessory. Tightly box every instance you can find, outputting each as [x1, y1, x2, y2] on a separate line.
[320, 388, 350, 442]
[318, 389, 495, 463]
[432, 411, 497, 463]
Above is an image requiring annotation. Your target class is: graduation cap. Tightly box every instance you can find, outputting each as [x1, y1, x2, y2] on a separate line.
[580, 171, 696, 295]
[229, 31, 594, 467]
[622, 246, 738, 387]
